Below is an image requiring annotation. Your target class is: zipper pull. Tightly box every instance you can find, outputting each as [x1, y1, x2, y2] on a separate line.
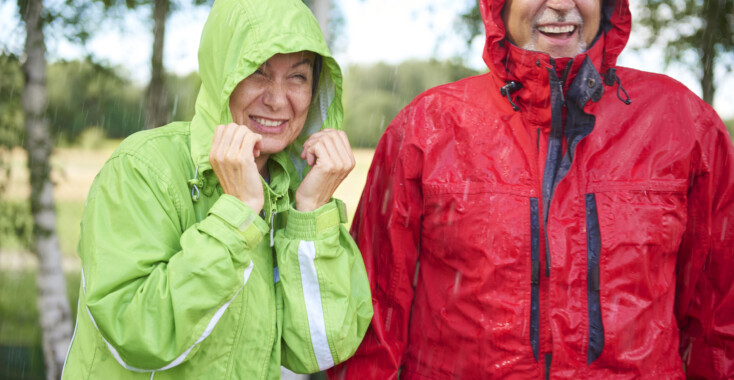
[269, 210, 277, 247]
[558, 82, 565, 105]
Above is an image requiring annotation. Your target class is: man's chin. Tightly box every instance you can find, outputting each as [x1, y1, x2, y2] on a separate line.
[525, 38, 587, 59]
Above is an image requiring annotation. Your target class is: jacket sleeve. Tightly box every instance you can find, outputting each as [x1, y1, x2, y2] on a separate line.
[328, 116, 424, 380]
[275, 199, 373, 374]
[80, 153, 269, 371]
[676, 110, 734, 379]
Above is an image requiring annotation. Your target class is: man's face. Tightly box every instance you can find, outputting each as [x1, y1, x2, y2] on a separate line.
[502, 0, 601, 58]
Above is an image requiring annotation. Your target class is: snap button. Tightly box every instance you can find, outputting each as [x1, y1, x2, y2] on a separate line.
[587, 78, 596, 88]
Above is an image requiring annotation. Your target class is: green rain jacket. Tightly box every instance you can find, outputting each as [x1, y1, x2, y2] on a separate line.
[61, 0, 372, 378]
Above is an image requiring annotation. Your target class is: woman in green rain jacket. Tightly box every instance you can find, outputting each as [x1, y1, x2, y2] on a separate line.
[61, 0, 372, 378]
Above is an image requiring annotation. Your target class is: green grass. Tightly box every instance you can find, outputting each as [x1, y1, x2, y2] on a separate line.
[0, 270, 80, 347]
[0, 270, 80, 379]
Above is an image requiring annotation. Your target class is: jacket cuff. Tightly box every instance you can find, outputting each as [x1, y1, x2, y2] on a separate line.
[208, 194, 270, 248]
[284, 199, 348, 239]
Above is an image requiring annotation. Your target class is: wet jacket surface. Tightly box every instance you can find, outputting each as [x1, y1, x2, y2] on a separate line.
[329, 0, 734, 378]
[61, 0, 372, 378]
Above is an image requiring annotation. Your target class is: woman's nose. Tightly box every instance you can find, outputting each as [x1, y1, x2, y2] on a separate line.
[262, 82, 288, 110]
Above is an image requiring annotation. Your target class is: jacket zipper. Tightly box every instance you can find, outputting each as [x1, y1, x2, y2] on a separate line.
[538, 58, 573, 378]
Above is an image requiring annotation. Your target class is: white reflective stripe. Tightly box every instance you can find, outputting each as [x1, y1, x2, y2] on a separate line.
[60, 297, 82, 378]
[81, 262, 254, 372]
[297, 241, 334, 370]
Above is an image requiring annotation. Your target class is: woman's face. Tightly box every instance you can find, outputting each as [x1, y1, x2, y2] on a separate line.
[229, 51, 315, 156]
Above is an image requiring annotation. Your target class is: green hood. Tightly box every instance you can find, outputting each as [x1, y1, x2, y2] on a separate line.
[190, 0, 343, 177]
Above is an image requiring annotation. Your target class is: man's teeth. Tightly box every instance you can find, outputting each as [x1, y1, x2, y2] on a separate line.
[538, 25, 575, 34]
[253, 117, 283, 127]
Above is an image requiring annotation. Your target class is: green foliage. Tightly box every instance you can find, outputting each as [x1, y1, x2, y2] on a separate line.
[0, 53, 204, 145]
[0, 201, 83, 256]
[634, 0, 734, 103]
[0, 55, 27, 251]
[456, 2, 483, 46]
[637, 0, 734, 64]
[0, 54, 24, 194]
[167, 71, 201, 123]
[47, 58, 146, 142]
[343, 59, 480, 148]
[0, 202, 33, 252]
[725, 119, 734, 140]
[0, 54, 24, 152]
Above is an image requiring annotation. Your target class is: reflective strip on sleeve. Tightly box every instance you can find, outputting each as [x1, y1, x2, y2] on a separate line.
[81, 262, 254, 372]
[297, 240, 335, 370]
[60, 297, 82, 378]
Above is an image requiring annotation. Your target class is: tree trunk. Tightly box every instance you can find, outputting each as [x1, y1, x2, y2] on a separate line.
[145, 0, 169, 129]
[699, 0, 717, 104]
[311, 0, 331, 44]
[21, 0, 74, 378]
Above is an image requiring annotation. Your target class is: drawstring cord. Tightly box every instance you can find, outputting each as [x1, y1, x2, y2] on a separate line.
[188, 165, 204, 202]
[604, 68, 631, 105]
[500, 81, 523, 111]
[269, 210, 277, 247]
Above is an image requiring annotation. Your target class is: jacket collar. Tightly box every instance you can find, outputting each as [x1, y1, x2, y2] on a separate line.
[479, 0, 631, 120]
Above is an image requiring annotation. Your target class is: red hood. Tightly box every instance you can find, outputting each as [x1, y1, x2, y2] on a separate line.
[478, 0, 631, 82]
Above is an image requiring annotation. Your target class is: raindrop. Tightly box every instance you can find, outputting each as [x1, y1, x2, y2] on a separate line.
[721, 217, 728, 242]
[453, 270, 462, 295]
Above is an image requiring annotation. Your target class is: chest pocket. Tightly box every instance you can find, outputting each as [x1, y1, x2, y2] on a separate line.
[588, 179, 688, 261]
[421, 181, 536, 291]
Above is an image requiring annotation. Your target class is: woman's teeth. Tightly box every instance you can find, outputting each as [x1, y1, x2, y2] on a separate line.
[252, 117, 284, 127]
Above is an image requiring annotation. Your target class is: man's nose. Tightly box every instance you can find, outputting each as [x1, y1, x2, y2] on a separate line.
[546, 0, 575, 13]
[263, 82, 288, 110]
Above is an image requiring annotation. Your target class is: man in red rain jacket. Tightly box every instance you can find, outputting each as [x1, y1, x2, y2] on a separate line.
[328, 0, 734, 377]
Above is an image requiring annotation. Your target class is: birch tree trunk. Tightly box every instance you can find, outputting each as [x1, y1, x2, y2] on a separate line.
[145, 0, 170, 129]
[21, 0, 74, 378]
[311, 0, 331, 44]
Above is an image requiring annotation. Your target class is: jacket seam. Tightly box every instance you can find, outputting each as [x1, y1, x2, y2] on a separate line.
[112, 126, 190, 158]
[109, 152, 184, 215]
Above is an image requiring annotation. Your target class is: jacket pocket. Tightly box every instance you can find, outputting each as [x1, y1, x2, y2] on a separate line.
[585, 179, 687, 369]
[420, 181, 538, 373]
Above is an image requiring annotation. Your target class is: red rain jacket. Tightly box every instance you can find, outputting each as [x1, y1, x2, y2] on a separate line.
[329, 0, 734, 378]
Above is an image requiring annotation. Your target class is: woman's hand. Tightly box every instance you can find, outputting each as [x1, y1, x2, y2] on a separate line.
[296, 129, 355, 212]
[209, 123, 265, 214]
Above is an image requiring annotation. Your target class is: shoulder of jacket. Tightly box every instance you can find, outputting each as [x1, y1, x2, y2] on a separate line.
[112, 122, 191, 157]
[410, 73, 490, 106]
[106, 122, 193, 183]
[611, 66, 694, 96]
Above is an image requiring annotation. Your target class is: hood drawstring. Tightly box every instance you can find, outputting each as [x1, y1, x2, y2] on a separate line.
[500, 81, 523, 111]
[188, 165, 205, 202]
[604, 68, 631, 105]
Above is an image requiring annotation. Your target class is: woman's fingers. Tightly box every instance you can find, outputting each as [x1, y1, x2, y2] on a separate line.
[296, 129, 355, 211]
[209, 123, 265, 213]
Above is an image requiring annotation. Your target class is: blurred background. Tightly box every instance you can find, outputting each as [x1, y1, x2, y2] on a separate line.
[0, 0, 732, 378]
